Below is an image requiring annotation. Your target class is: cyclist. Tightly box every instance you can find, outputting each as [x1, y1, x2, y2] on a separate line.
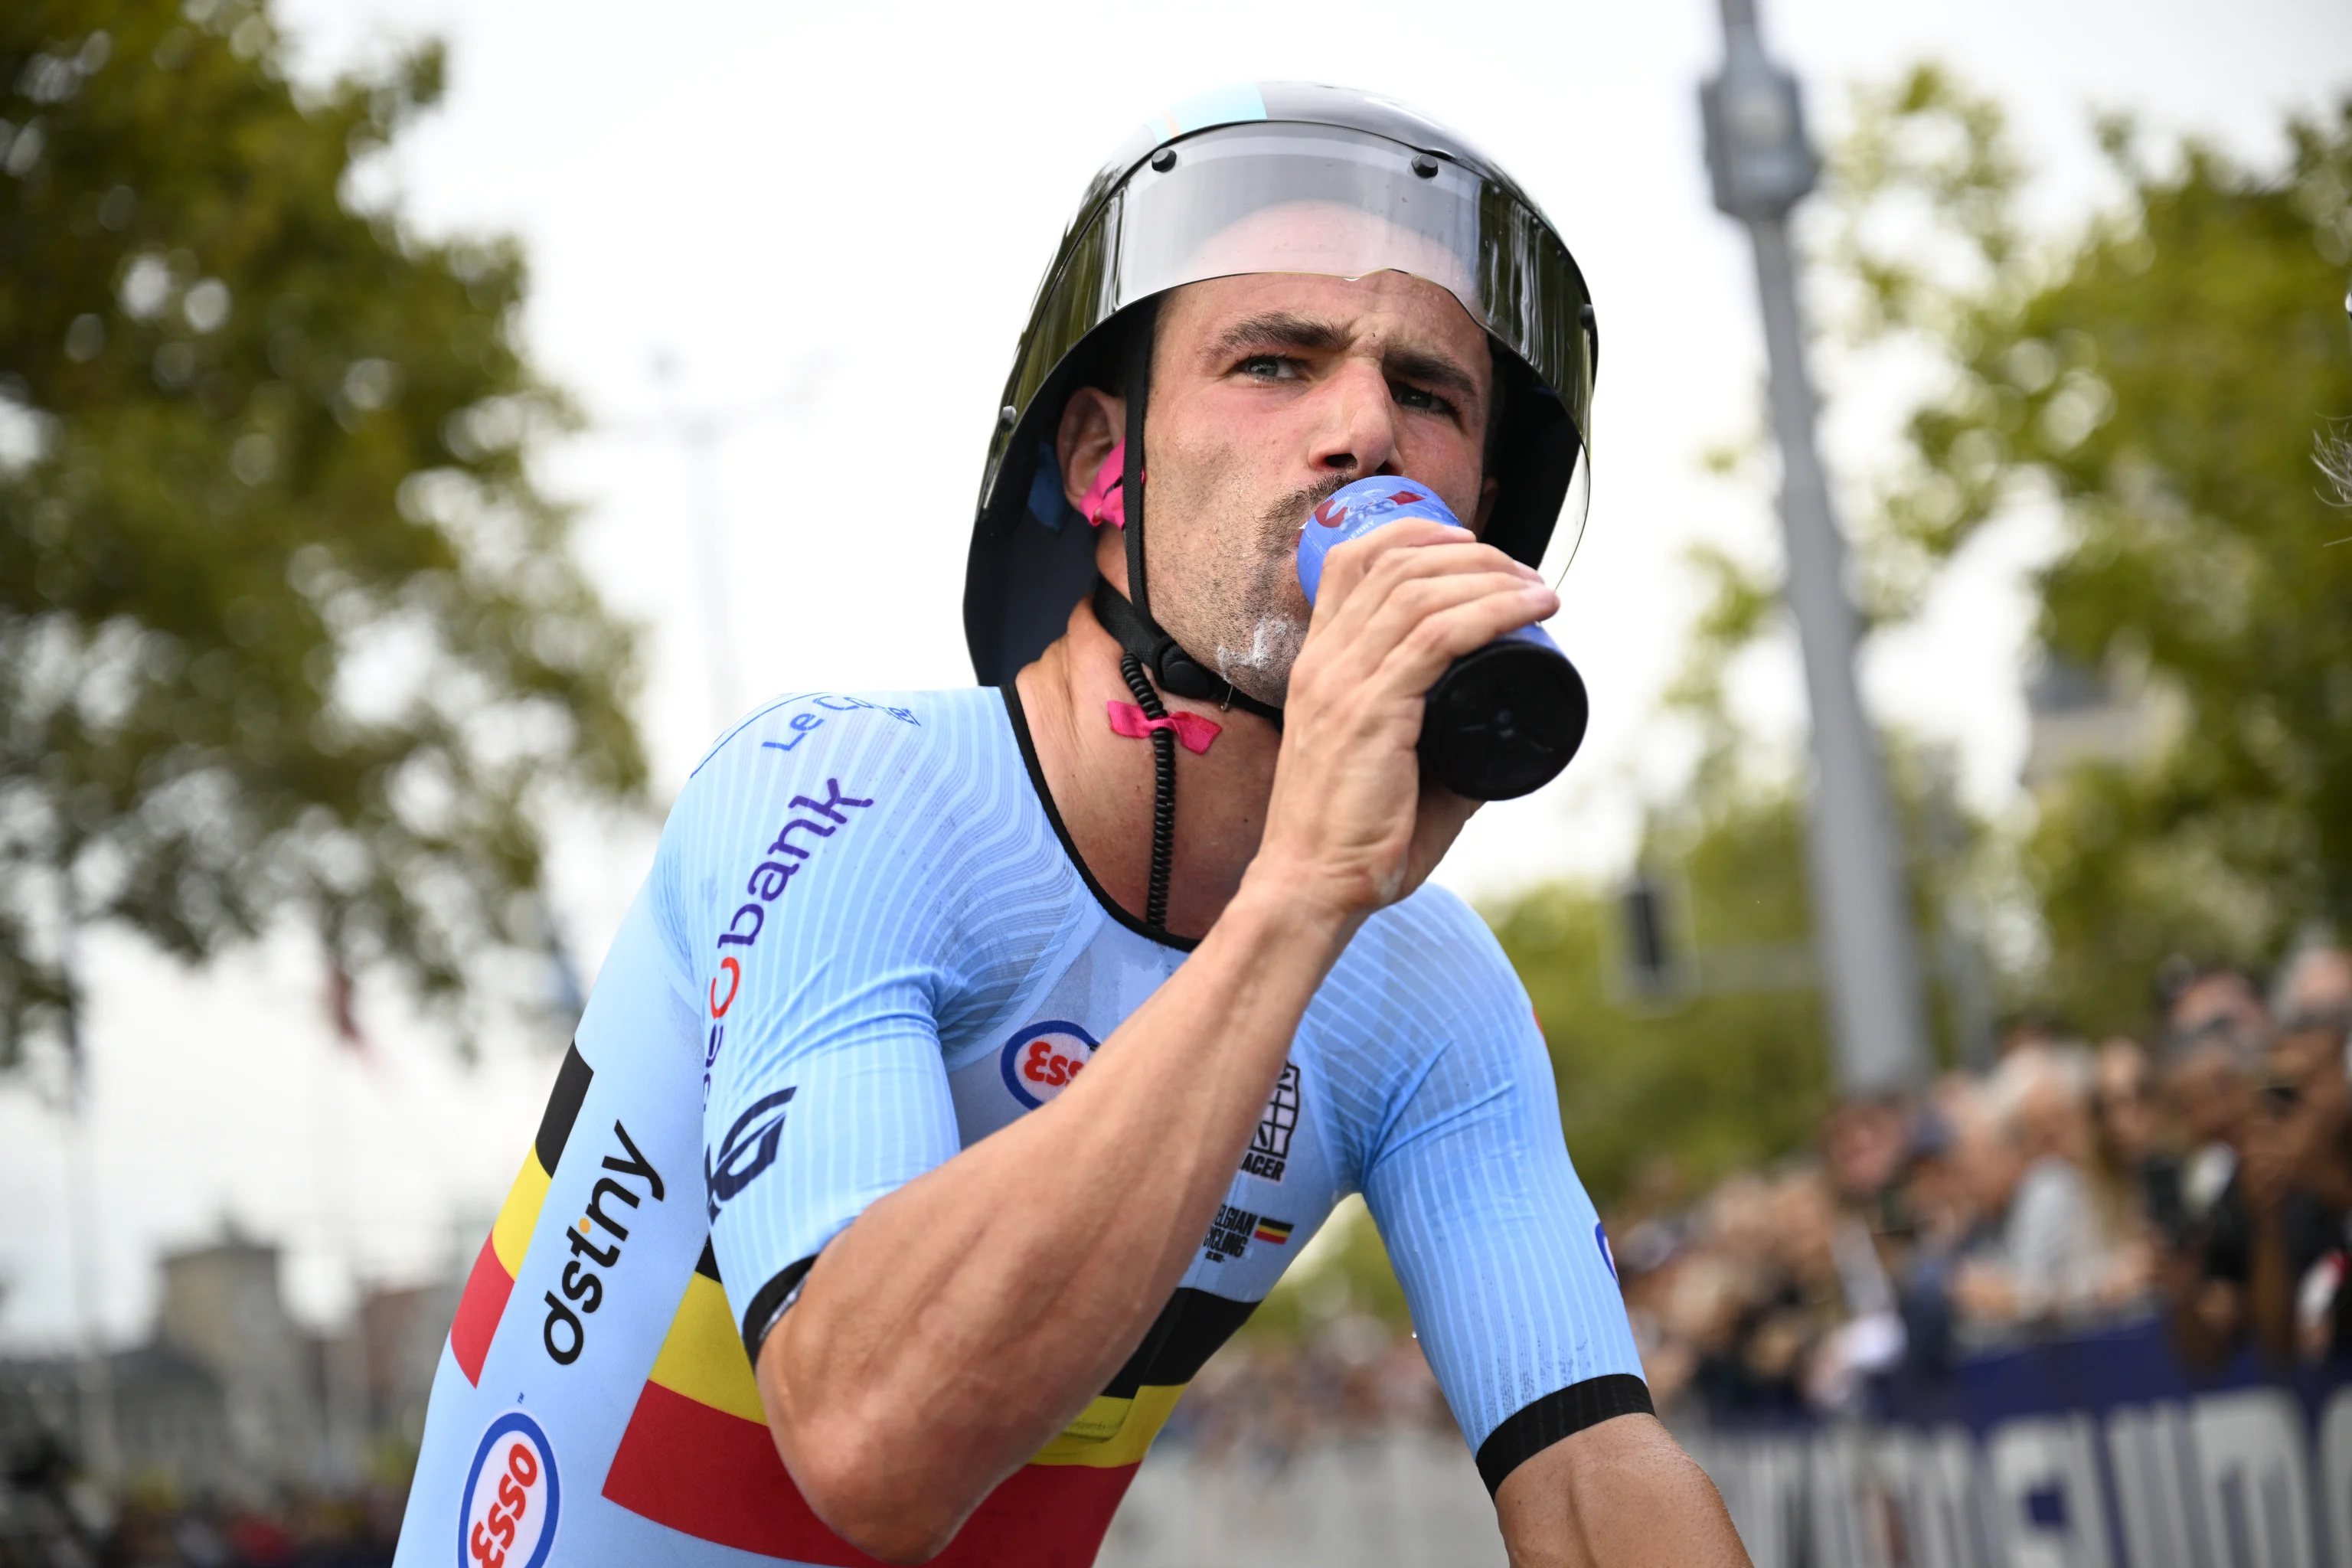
[397, 82, 1747, 1568]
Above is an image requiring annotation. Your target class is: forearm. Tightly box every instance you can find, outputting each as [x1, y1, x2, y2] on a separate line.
[1496, 1416, 1751, 1568]
[761, 874, 1357, 1554]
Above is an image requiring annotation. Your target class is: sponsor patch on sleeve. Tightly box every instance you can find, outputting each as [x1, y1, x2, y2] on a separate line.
[459, 1410, 559, 1568]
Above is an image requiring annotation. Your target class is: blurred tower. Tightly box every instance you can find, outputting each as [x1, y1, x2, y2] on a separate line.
[1700, 0, 1931, 1095]
[156, 1232, 318, 1484]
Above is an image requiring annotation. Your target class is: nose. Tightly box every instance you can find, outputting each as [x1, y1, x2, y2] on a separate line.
[1304, 358, 1400, 480]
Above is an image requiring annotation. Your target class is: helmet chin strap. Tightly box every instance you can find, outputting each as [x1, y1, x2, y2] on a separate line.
[1089, 299, 1282, 936]
[1098, 301, 1285, 727]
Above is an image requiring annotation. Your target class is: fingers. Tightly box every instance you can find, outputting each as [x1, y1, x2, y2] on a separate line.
[1361, 569, 1551, 668]
[1253, 514, 1555, 920]
[1302, 528, 1557, 703]
[1313, 518, 1541, 605]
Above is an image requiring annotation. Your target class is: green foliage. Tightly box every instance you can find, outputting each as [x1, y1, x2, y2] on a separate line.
[0, 0, 645, 1066]
[1641, 68, 2352, 1047]
[1489, 787, 1834, 1210]
[1851, 87, 2352, 1030]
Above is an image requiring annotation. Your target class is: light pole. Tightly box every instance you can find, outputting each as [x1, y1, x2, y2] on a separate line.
[58, 906, 119, 1484]
[1700, 0, 1931, 1095]
[642, 354, 831, 737]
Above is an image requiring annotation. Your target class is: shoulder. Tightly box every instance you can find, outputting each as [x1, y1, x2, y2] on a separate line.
[651, 688, 1026, 933]
[1332, 882, 1531, 1034]
[691, 687, 1001, 788]
[665, 688, 1008, 841]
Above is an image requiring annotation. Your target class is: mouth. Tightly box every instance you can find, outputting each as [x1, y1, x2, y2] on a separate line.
[1263, 472, 1359, 543]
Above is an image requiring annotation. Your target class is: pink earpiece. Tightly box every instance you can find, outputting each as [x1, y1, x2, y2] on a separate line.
[1079, 439, 1129, 529]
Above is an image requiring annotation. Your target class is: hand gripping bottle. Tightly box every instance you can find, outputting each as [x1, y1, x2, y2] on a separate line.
[1296, 477, 1589, 801]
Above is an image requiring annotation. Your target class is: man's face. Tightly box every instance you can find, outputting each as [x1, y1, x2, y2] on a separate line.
[2167, 973, 2270, 1058]
[1091, 268, 1498, 706]
[2282, 948, 2352, 1027]
[2168, 1044, 2251, 1144]
[1821, 1099, 1906, 1200]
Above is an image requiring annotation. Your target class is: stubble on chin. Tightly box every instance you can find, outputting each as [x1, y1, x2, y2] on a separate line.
[1202, 475, 1354, 707]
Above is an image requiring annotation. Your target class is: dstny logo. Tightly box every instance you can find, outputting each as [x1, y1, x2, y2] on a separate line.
[541, 1121, 664, 1366]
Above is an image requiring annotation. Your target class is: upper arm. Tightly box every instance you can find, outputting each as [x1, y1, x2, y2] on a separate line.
[1354, 903, 1649, 1500]
[675, 696, 972, 1357]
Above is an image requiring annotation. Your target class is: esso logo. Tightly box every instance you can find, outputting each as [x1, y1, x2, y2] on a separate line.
[458, 1411, 559, 1568]
[1000, 1020, 1101, 1109]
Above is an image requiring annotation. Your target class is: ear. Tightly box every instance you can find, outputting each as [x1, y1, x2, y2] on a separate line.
[1057, 387, 1125, 515]
[1471, 475, 1501, 537]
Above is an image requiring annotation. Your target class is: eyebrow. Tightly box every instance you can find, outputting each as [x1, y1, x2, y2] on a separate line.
[1210, 311, 1348, 361]
[1210, 311, 1483, 407]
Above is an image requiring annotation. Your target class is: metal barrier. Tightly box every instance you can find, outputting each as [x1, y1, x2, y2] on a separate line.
[1098, 1429, 1508, 1568]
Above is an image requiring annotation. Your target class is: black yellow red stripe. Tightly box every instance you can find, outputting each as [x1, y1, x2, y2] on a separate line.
[601, 1253, 1253, 1561]
[449, 1044, 593, 1384]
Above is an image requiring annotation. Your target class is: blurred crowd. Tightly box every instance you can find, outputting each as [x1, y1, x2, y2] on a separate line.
[0, 1436, 398, 1568]
[1161, 1317, 1455, 1462]
[1614, 942, 2352, 1418]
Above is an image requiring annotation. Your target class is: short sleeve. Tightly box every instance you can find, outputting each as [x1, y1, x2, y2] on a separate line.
[660, 694, 972, 1360]
[1354, 902, 1649, 1496]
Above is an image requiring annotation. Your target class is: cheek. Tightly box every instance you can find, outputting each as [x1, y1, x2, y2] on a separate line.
[1398, 435, 1485, 517]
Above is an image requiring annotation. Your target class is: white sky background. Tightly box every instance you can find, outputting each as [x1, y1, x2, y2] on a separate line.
[1, 0, 2347, 1351]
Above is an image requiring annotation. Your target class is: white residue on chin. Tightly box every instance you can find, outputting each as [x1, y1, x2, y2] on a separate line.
[1214, 613, 1305, 681]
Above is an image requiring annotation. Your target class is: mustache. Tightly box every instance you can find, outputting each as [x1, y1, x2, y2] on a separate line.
[1257, 472, 1357, 541]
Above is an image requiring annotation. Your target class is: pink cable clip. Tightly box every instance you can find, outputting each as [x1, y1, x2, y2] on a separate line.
[1106, 701, 1220, 754]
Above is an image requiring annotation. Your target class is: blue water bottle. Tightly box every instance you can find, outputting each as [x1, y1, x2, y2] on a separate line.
[1297, 478, 1589, 800]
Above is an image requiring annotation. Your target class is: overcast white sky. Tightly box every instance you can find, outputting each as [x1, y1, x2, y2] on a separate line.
[2, 0, 2346, 1350]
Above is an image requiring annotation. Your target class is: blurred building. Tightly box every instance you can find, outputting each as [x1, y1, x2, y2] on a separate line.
[0, 1227, 459, 1504]
[2020, 652, 2184, 792]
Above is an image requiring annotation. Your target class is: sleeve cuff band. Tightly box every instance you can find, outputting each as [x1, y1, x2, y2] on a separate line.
[1474, 1372, 1655, 1496]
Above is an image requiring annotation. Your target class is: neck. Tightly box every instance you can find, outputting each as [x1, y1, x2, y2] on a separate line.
[1014, 599, 1281, 942]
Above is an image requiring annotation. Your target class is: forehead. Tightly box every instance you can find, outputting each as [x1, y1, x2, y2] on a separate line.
[1158, 267, 1491, 371]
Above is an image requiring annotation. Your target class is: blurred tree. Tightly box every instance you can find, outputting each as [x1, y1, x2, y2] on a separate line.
[1488, 787, 1833, 1207]
[1823, 73, 2352, 1031]
[0, 0, 645, 1069]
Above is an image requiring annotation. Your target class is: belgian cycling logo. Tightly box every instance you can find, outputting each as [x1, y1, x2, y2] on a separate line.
[1203, 1204, 1292, 1263]
[705, 1086, 797, 1220]
[543, 1121, 665, 1367]
[1240, 1063, 1301, 1181]
[999, 1020, 1099, 1109]
[458, 1409, 559, 1568]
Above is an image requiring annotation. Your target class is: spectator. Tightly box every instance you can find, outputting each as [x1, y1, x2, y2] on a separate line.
[2094, 1038, 2185, 1242]
[2163, 962, 2272, 1061]
[2172, 1004, 2352, 1365]
[2086, 1039, 2166, 1307]
[1590, 946, 2349, 1426]
[2165, 1027, 2256, 1227]
[1995, 1011, 2072, 1060]
[2277, 943, 2352, 1032]
[1925, 1050, 2149, 1343]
